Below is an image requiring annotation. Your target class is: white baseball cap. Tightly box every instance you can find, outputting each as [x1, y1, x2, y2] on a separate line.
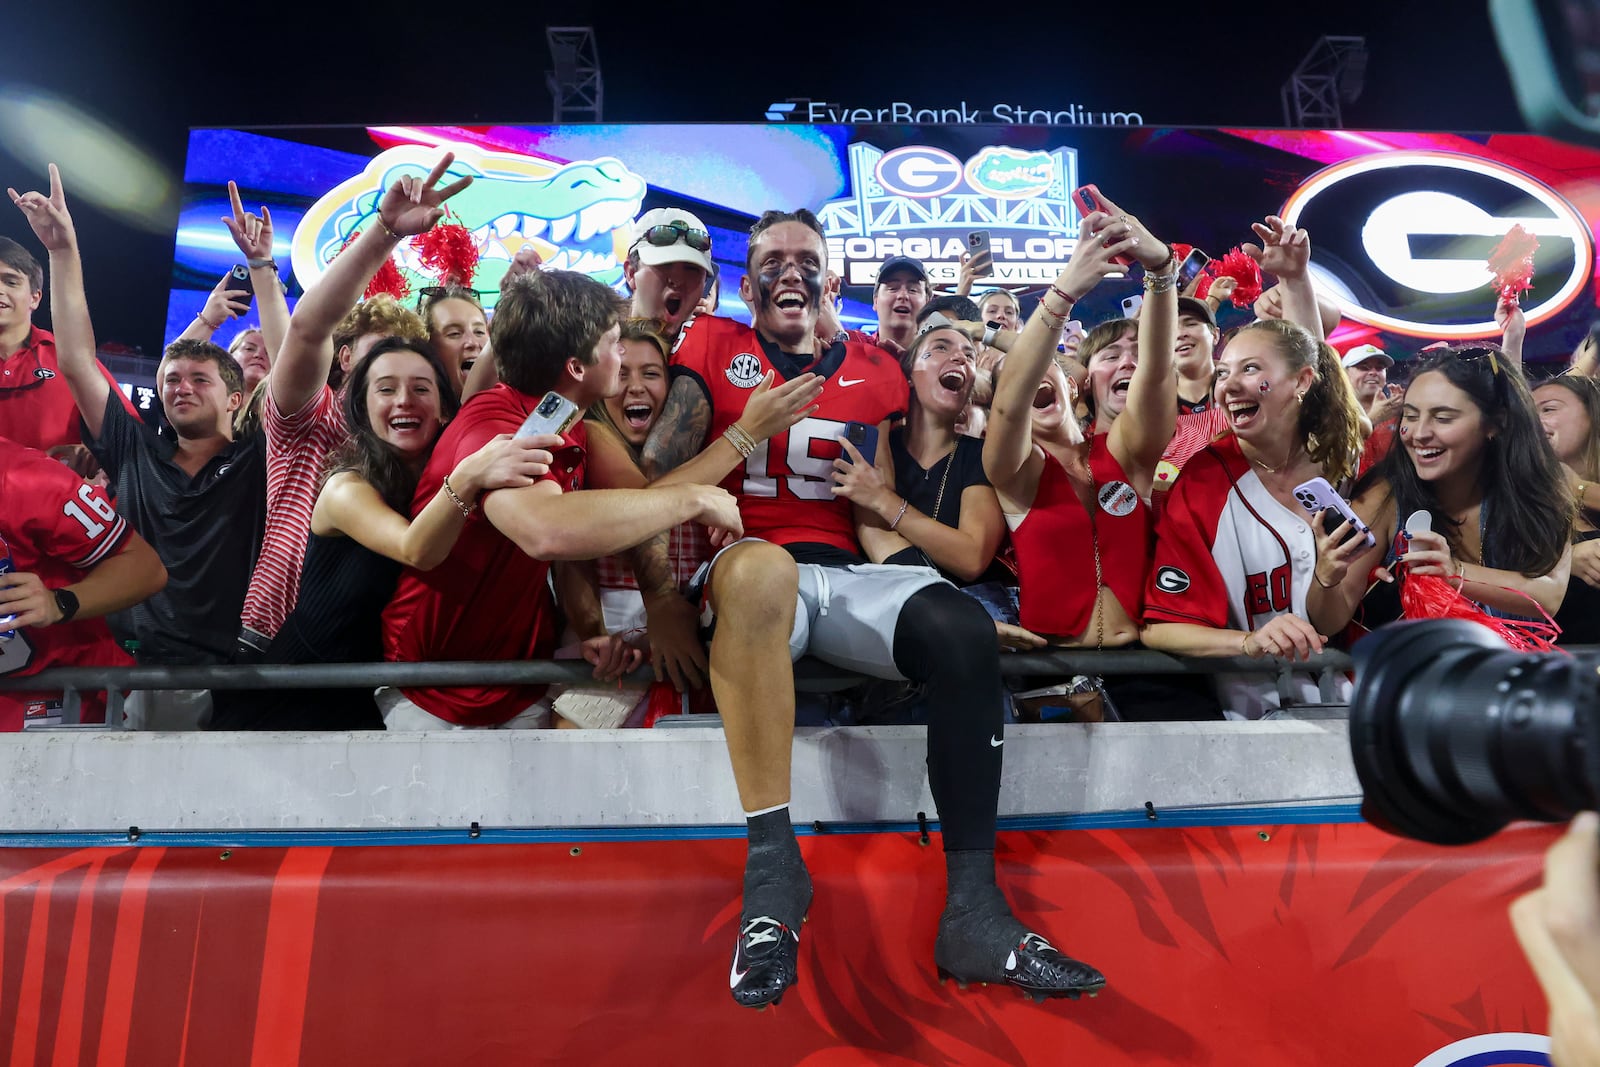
[628, 208, 713, 273]
[1341, 343, 1393, 369]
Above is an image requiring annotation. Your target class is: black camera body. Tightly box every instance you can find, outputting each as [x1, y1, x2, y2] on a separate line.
[1349, 619, 1600, 845]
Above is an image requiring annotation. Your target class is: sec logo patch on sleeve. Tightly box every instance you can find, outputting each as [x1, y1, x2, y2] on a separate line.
[1154, 566, 1191, 594]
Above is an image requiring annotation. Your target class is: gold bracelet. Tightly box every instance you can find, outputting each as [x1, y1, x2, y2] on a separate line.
[722, 425, 757, 458]
[442, 474, 475, 517]
[1241, 632, 1257, 657]
[195, 311, 220, 330]
[375, 215, 402, 241]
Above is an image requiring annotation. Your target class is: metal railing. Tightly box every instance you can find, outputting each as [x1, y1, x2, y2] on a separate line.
[0, 650, 1356, 728]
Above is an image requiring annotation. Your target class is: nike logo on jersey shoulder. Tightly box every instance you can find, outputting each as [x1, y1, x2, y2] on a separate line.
[838, 377, 866, 387]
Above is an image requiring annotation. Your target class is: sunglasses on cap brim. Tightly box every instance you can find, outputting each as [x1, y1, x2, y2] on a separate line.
[636, 222, 711, 253]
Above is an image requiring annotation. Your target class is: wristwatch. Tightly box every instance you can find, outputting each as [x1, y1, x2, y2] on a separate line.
[53, 588, 80, 624]
[981, 321, 1003, 347]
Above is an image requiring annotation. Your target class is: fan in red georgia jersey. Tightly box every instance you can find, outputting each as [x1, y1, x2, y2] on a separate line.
[0, 437, 166, 728]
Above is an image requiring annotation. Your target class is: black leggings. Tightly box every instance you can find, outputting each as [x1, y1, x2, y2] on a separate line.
[892, 584, 1004, 851]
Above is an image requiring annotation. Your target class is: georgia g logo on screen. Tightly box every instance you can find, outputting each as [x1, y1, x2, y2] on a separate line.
[1281, 150, 1593, 339]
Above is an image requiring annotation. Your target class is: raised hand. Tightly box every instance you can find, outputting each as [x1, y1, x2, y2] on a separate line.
[1091, 192, 1171, 272]
[1243, 216, 1311, 280]
[197, 274, 251, 329]
[736, 370, 823, 441]
[1369, 384, 1403, 425]
[1057, 211, 1140, 304]
[955, 251, 977, 296]
[1206, 275, 1239, 306]
[7, 163, 75, 251]
[376, 152, 474, 238]
[222, 181, 275, 261]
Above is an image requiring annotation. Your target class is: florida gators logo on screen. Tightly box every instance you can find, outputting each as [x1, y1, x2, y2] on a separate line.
[290, 143, 647, 310]
[1411, 1033, 1551, 1066]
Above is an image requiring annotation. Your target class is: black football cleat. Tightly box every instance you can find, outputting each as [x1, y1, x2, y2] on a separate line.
[730, 915, 801, 1009]
[937, 930, 1106, 1001]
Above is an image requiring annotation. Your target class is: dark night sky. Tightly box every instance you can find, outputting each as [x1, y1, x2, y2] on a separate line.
[1, 0, 1526, 354]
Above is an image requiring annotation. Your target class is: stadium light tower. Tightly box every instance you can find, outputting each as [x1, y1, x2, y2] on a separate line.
[1281, 36, 1369, 128]
[546, 27, 603, 123]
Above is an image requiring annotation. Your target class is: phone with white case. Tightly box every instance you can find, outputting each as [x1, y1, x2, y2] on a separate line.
[516, 391, 581, 438]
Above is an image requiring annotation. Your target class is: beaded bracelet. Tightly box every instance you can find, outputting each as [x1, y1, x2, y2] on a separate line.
[442, 474, 476, 517]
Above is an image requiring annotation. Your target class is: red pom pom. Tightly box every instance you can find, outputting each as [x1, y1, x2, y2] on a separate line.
[1399, 570, 1560, 652]
[411, 218, 480, 288]
[365, 256, 412, 303]
[1486, 224, 1540, 305]
[336, 230, 412, 302]
[1202, 247, 1264, 308]
[1170, 242, 1194, 265]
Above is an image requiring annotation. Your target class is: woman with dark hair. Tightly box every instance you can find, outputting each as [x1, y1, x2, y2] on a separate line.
[1142, 313, 1368, 718]
[831, 318, 1007, 589]
[212, 337, 553, 729]
[1537, 374, 1600, 643]
[1308, 346, 1573, 643]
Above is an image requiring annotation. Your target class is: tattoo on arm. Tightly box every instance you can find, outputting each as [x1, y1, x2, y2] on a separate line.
[628, 534, 676, 600]
[641, 377, 712, 480]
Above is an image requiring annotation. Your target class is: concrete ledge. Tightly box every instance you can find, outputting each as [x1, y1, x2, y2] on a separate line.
[0, 721, 1359, 832]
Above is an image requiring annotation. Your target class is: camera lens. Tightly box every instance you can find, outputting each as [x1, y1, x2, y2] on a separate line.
[1348, 619, 1599, 845]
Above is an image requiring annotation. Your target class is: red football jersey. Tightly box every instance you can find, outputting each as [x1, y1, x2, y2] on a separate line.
[670, 316, 907, 552]
[381, 384, 586, 726]
[0, 327, 138, 453]
[0, 436, 134, 729]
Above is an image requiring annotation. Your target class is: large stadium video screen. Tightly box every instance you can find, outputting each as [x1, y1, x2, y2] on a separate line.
[170, 123, 1600, 364]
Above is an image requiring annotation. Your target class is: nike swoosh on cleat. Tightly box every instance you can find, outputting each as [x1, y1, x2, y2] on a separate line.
[838, 377, 866, 387]
[990, 735, 1003, 747]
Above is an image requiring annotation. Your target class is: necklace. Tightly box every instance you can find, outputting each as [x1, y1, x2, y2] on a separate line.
[1244, 442, 1298, 475]
[928, 446, 955, 523]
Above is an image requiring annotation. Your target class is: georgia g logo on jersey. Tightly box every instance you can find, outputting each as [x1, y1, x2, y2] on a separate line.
[1154, 566, 1190, 594]
[726, 353, 764, 389]
[33, 368, 55, 380]
[1281, 150, 1592, 340]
